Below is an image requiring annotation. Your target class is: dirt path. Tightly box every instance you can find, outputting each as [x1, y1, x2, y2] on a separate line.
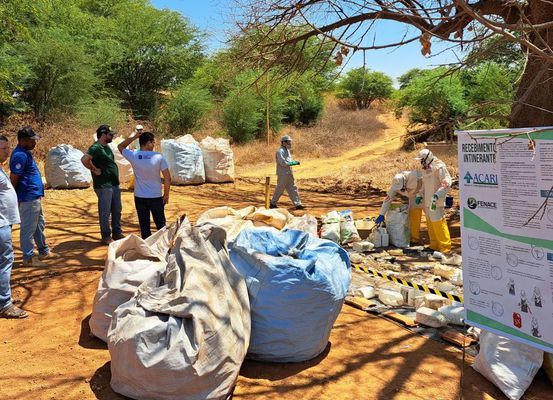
[0, 179, 550, 400]
[239, 113, 404, 180]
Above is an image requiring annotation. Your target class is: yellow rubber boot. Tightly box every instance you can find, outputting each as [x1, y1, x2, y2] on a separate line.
[408, 208, 423, 243]
[427, 217, 440, 250]
[430, 218, 451, 253]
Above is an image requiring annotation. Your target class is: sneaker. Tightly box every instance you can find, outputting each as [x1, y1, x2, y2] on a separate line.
[22, 256, 48, 267]
[269, 203, 277, 209]
[101, 237, 113, 245]
[112, 233, 125, 240]
[295, 204, 306, 210]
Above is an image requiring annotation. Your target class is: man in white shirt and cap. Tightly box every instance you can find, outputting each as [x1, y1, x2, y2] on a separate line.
[375, 170, 423, 243]
[270, 135, 304, 210]
[415, 148, 452, 253]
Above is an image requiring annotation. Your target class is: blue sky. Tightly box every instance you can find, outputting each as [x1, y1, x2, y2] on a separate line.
[151, 0, 462, 82]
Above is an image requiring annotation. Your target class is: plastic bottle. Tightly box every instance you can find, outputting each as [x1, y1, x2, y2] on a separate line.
[379, 227, 389, 247]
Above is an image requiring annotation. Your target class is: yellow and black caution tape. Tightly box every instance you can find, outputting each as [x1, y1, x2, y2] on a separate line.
[351, 263, 464, 304]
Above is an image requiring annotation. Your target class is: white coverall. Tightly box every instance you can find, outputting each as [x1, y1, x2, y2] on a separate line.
[379, 170, 424, 242]
[421, 157, 452, 253]
[271, 146, 301, 207]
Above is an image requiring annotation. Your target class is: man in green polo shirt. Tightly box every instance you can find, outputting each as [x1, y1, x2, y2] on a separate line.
[81, 124, 123, 245]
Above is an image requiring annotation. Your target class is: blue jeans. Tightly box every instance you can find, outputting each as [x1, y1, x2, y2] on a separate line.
[19, 199, 49, 261]
[134, 196, 166, 239]
[94, 186, 122, 240]
[0, 225, 14, 310]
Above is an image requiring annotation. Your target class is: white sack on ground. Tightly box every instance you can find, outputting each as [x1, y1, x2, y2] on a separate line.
[108, 137, 133, 184]
[229, 228, 351, 362]
[339, 209, 361, 244]
[284, 214, 318, 236]
[108, 223, 250, 400]
[200, 136, 235, 183]
[385, 204, 410, 248]
[472, 330, 543, 400]
[89, 220, 187, 342]
[161, 135, 205, 185]
[45, 145, 92, 189]
[321, 211, 341, 243]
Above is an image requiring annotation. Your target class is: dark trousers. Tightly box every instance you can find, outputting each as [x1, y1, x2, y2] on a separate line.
[134, 196, 166, 239]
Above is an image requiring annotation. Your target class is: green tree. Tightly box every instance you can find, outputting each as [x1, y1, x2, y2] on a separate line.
[461, 62, 515, 129]
[337, 68, 394, 109]
[394, 68, 468, 143]
[158, 81, 214, 134]
[222, 70, 286, 142]
[100, 2, 204, 118]
[20, 27, 98, 119]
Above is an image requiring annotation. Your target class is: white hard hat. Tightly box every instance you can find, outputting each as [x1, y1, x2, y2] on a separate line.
[390, 173, 405, 192]
[416, 148, 434, 165]
[281, 135, 292, 142]
[135, 124, 144, 130]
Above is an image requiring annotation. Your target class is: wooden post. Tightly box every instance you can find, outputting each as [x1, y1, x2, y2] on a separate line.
[265, 176, 270, 208]
[266, 71, 270, 145]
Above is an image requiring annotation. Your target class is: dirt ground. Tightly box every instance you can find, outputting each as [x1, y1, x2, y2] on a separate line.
[1, 115, 550, 399]
[1, 178, 551, 400]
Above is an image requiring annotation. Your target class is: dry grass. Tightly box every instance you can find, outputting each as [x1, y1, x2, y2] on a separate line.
[233, 96, 389, 166]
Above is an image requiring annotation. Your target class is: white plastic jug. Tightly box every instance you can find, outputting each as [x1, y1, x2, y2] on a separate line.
[379, 227, 389, 247]
[369, 229, 382, 247]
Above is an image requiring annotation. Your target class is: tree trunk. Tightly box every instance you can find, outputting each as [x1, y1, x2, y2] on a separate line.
[509, 0, 553, 128]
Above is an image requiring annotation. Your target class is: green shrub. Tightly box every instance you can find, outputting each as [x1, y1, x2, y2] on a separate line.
[159, 81, 213, 134]
[75, 97, 127, 128]
[283, 77, 324, 125]
[222, 87, 262, 143]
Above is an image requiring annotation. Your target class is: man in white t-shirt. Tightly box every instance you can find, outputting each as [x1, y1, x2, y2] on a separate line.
[118, 130, 171, 238]
[1, 135, 27, 318]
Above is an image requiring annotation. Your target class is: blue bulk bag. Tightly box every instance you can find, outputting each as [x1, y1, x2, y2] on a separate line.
[229, 228, 351, 362]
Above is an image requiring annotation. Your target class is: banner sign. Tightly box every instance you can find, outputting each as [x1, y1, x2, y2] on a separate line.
[457, 127, 553, 352]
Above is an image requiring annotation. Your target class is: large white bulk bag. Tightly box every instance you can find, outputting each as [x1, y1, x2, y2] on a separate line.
[108, 223, 250, 400]
[472, 330, 543, 400]
[108, 137, 133, 184]
[229, 228, 351, 362]
[45, 144, 92, 189]
[161, 135, 205, 185]
[200, 136, 235, 183]
[89, 220, 187, 342]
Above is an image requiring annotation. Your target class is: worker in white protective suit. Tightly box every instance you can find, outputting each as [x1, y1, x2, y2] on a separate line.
[270, 135, 305, 210]
[375, 170, 424, 243]
[415, 148, 452, 253]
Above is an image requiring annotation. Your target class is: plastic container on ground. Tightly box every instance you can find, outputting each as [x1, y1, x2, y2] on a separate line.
[378, 289, 403, 306]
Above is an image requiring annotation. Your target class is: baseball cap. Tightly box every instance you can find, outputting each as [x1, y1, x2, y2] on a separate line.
[17, 126, 40, 140]
[97, 124, 115, 136]
[281, 135, 292, 142]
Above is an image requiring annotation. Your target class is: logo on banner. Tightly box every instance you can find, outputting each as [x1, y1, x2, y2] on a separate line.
[467, 197, 497, 209]
[463, 171, 498, 186]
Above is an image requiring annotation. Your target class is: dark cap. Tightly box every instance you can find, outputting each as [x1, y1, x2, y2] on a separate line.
[17, 126, 40, 140]
[96, 124, 115, 136]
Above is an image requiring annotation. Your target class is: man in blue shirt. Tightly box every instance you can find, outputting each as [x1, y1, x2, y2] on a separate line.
[9, 126, 50, 267]
[118, 130, 171, 238]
